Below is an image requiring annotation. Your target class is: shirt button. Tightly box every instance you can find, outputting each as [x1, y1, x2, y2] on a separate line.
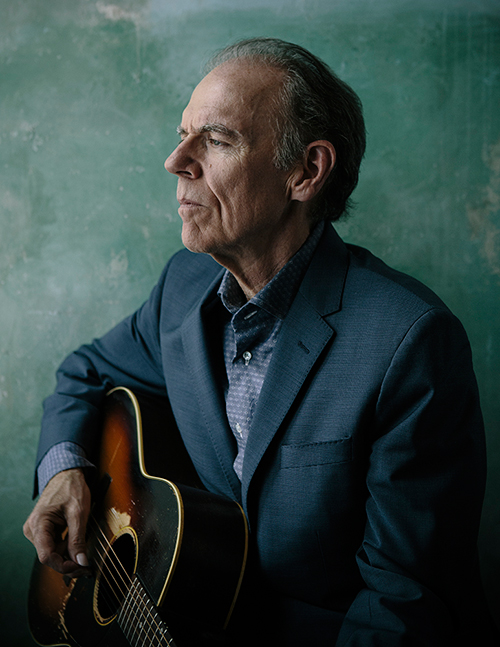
[243, 351, 252, 365]
[236, 422, 243, 436]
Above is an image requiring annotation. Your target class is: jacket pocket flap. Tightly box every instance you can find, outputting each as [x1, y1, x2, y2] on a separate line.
[281, 438, 352, 469]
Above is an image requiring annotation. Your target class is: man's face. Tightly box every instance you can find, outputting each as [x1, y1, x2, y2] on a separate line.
[164, 60, 300, 264]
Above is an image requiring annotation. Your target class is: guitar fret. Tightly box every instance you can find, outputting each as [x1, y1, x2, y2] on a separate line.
[118, 580, 134, 641]
[118, 577, 177, 647]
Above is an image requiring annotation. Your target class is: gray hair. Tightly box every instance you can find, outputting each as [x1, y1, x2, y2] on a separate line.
[205, 38, 366, 222]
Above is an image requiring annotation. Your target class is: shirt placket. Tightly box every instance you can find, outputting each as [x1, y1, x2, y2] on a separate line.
[226, 307, 271, 478]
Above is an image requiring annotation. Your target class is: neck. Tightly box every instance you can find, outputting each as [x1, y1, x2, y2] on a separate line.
[212, 220, 311, 300]
[117, 576, 177, 646]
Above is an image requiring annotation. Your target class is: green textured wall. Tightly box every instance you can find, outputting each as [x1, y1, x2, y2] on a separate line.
[1, 1, 499, 642]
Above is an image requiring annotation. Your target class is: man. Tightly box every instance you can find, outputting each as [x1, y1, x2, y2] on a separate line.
[24, 38, 496, 645]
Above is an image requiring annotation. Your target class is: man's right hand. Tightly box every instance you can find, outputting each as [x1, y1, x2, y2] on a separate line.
[23, 468, 92, 577]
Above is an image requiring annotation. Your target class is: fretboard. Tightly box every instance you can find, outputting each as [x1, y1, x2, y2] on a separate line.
[117, 576, 177, 647]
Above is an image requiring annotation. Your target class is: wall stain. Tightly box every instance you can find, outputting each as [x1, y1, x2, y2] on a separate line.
[95, 2, 144, 83]
[95, 2, 143, 26]
[467, 137, 500, 280]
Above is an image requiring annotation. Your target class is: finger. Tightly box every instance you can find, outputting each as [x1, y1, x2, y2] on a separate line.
[33, 523, 89, 576]
[22, 518, 34, 543]
[23, 469, 92, 576]
[30, 517, 65, 571]
[24, 512, 57, 560]
[24, 507, 77, 575]
[65, 495, 90, 567]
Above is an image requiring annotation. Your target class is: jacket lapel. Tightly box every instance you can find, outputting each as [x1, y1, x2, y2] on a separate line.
[240, 225, 350, 506]
[181, 273, 242, 501]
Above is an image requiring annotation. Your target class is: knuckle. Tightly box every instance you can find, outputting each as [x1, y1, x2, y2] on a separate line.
[38, 551, 51, 566]
[69, 535, 86, 549]
[22, 520, 31, 539]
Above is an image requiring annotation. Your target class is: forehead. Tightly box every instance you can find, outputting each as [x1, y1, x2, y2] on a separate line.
[181, 60, 285, 136]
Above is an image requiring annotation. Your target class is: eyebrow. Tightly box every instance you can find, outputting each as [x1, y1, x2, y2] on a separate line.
[176, 123, 243, 142]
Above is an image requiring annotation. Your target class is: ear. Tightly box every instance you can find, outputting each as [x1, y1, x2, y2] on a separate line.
[288, 141, 336, 203]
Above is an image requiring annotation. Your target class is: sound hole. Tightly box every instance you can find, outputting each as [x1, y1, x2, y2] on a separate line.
[94, 529, 137, 624]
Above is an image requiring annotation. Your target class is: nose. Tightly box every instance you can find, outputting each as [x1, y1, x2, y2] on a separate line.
[164, 138, 201, 178]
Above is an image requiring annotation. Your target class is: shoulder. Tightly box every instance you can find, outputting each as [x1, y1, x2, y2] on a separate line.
[339, 242, 459, 336]
[309, 225, 455, 327]
[346, 245, 473, 365]
[315, 229, 469, 352]
[346, 243, 449, 313]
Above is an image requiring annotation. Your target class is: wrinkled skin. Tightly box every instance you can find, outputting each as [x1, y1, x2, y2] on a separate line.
[23, 469, 91, 577]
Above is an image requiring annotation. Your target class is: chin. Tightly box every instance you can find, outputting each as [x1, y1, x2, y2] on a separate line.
[180, 221, 232, 261]
[181, 225, 212, 255]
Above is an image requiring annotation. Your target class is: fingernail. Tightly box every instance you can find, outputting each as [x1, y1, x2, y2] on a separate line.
[76, 552, 89, 567]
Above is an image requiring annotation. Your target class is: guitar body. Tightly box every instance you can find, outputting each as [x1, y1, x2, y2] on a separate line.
[28, 387, 248, 647]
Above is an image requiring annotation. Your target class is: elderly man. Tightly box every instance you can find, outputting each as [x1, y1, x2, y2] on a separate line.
[24, 38, 496, 645]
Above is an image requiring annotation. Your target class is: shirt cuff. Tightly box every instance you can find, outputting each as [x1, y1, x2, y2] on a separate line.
[37, 441, 96, 493]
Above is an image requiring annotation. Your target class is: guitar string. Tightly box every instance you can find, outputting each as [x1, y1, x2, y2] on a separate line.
[81, 484, 173, 645]
[120, 578, 175, 647]
[88, 519, 145, 617]
[87, 518, 130, 608]
[87, 515, 170, 644]
[89, 522, 167, 646]
[94, 540, 175, 647]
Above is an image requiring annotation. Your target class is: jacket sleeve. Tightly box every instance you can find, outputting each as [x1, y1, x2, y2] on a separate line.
[336, 307, 488, 646]
[34, 261, 171, 493]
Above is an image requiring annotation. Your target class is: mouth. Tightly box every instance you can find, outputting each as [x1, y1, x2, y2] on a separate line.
[178, 198, 202, 208]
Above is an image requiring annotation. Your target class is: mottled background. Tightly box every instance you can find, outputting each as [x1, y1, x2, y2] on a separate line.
[1, 0, 499, 643]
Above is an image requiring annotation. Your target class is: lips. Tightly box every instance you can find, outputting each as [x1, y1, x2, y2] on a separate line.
[178, 197, 202, 207]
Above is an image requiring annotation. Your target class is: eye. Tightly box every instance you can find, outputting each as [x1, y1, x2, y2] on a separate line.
[209, 138, 224, 147]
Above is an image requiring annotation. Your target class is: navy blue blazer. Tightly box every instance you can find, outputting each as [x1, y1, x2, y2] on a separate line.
[37, 225, 494, 645]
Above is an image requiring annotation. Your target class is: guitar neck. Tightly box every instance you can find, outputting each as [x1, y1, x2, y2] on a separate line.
[117, 576, 177, 647]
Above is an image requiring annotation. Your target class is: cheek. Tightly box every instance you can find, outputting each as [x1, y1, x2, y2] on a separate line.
[209, 178, 248, 219]
[207, 160, 285, 228]
[218, 187, 257, 233]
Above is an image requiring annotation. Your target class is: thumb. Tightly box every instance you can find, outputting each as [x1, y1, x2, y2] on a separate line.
[67, 517, 89, 567]
[65, 494, 91, 567]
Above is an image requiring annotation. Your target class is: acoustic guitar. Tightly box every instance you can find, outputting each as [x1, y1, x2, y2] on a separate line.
[28, 387, 248, 647]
